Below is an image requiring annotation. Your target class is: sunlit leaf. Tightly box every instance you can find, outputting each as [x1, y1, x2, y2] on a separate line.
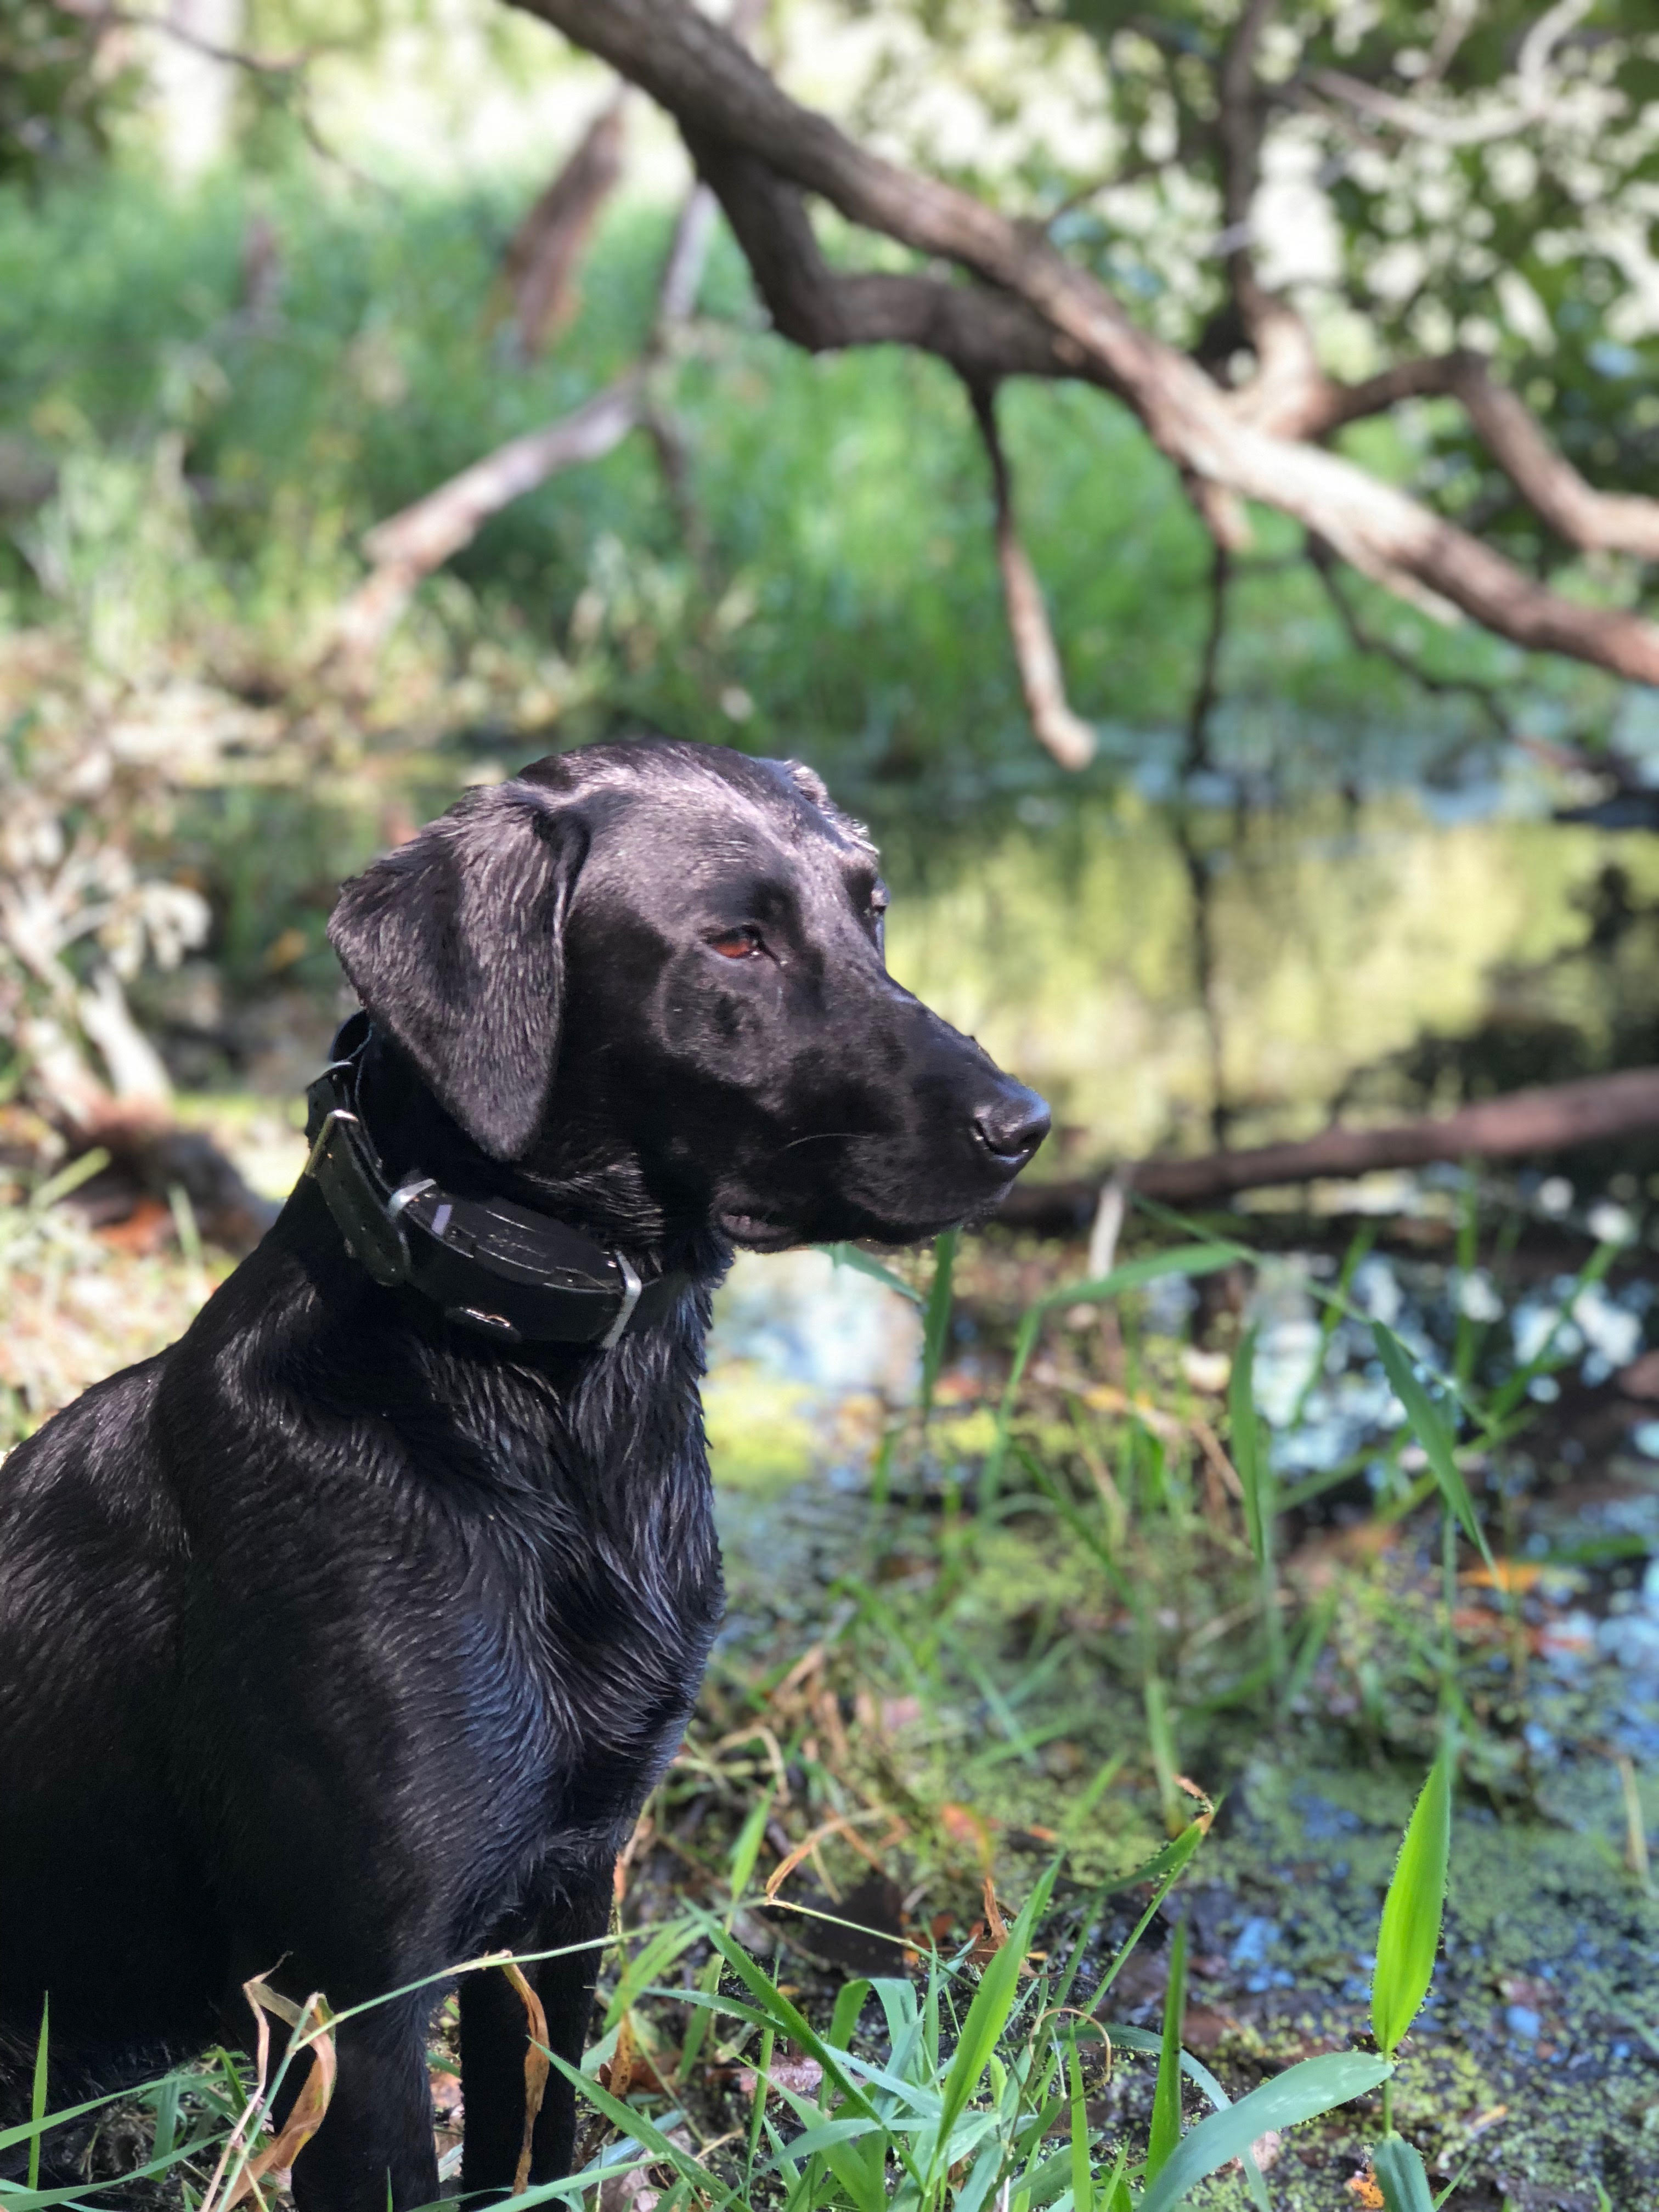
[1374, 2132, 1437, 2212]
[820, 1243, 922, 1304]
[1146, 1921, 1187, 2180]
[1372, 1323, 1495, 1573]
[932, 1865, 1055, 2182]
[1229, 1327, 1266, 1564]
[1372, 1743, 1453, 2060]
[921, 1228, 958, 1420]
[1138, 2052, 1392, 2212]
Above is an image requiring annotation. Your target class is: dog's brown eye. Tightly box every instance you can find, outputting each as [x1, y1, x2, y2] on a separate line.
[710, 927, 762, 960]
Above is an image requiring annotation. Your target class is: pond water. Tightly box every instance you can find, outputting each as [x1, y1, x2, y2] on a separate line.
[879, 773, 1659, 1168]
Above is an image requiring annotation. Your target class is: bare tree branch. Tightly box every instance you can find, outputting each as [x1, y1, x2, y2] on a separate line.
[499, 88, 629, 361]
[506, 0, 1659, 687]
[1307, 535, 1509, 738]
[967, 383, 1095, 771]
[996, 1064, 1659, 1235]
[1215, 0, 1319, 419]
[1286, 351, 1659, 562]
[53, 0, 381, 189]
[329, 0, 772, 673]
[330, 377, 646, 668]
[1306, 0, 1595, 149]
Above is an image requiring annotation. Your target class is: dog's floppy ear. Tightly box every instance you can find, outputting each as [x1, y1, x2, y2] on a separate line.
[328, 780, 588, 1161]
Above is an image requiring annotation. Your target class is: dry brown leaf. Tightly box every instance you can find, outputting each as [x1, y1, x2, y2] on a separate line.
[939, 1803, 995, 1872]
[503, 1960, 551, 2195]
[1461, 1560, 1543, 1593]
[981, 1875, 1009, 1950]
[600, 2010, 637, 2102]
[218, 1987, 337, 2211]
[737, 2054, 823, 2098]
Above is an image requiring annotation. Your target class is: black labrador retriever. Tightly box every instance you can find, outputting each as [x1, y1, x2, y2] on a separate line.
[0, 738, 1047, 2207]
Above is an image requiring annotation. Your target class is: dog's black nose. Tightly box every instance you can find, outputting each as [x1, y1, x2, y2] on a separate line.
[972, 1087, 1051, 1166]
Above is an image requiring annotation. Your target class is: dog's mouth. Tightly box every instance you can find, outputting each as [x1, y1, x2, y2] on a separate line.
[715, 1207, 801, 1252]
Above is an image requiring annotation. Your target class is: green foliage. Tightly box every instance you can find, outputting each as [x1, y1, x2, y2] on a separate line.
[1144, 1921, 1187, 2181]
[0, 153, 1610, 828]
[1136, 2051, 1394, 2212]
[1373, 2131, 1438, 2212]
[27, 1996, 47, 2192]
[0, 5, 135, 188]
[888, 0, 1659, 573]
[921, 1228, 959, 1423]
[1372, 1323, 1496, 1575]
[1372, 1742, 1454, 2063]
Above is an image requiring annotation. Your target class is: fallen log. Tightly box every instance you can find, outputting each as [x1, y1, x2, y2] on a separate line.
[995, 1065, 1659, 1237]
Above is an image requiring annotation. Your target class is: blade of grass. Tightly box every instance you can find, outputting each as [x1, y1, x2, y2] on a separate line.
[1082, 1821, 1209, 2017]
[1372, 1324, 1495, 1575]
[1138, 2052, 1392, 2212]
[1485, 1239, 1617, 1426]
[1104, 2028, 1268, 2212]
[745, 2011, 776, 2193]
[921, 1229, 958, 1422]
[1373, 2133, 1437, 2212]
[1143, 1674, 1182, 1837]
[985, 1245, 1237, 1497]
[1065, 2036, 1093, 2212]
[27, 1997, 47, 2192]
[545, 2053, 740, 2211]
[931, 1866, 1056, 2183]
[1145, 1921, 1187, 2180]
[1373, 1738, 1454, 2134]
[821, 1243, 923, 1305]
[725, 1784, 774, 1920]
[827, 1978, 871, 2070]
[1229, 1328, 1285, 1687]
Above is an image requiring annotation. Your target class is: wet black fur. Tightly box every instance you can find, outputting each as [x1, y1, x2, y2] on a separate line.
[0, 740, 1047, 2209]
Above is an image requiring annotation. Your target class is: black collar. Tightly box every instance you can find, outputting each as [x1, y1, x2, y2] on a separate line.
[303, 1014, 689, 1348]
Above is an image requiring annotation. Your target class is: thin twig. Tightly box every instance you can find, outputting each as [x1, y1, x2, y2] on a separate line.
[967, 380, 1095, 771]
[1308, 534, 1510, 738]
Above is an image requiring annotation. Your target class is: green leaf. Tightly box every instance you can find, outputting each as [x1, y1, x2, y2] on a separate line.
[1372, 1743, 1453, 2059]
[827, 1978, 872, 2081]
[1066, 2037, 1093, 2212]
[1146, 1921, 1187, 2180]
[932, 1865, 1056, 2182]
[27, 1997, 47, 2192]
[1041, 1245, 1241, 1317]
[546, 2052, 739, 2211]
[1102, 2142, 1131, 2212]
[1103, 2028, 1267, 2212]
[726, 1784, 774, 1906]
[921, 1228, 958, 1419]
[1229, 1327, 1266, 1564]
[986, 1245, 1237, 1491]
[1084, 1821, 1209, 2017]
[1138, 2052, 1392, 2212]
[1374, 2133, 1437, 2212]
[1372, 1324, 1494, 1573]
[820, 1243, 923, 1304]
[603, 1916, 701, 2029]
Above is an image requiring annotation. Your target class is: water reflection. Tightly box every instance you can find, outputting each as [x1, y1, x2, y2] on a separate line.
[882, 789, 1659, 1166]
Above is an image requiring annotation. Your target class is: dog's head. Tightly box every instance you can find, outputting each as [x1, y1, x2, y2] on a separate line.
[329, 740, 1048, 1248]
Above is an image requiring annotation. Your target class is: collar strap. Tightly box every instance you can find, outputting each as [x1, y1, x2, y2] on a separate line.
[303, 1015, 687, 1348]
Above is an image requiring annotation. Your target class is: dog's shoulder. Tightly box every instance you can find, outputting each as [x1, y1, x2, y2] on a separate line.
[0, 1352, 170, 1514]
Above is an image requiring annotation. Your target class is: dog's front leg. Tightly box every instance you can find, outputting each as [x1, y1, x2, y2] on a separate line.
[458, 1875, 612, 2198]
[288, 1997, 439, 2212]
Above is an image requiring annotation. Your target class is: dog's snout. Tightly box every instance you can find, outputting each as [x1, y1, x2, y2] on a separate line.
[971, 1086, 1051, 1166]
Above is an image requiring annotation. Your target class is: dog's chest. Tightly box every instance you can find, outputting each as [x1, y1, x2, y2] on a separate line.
[453, 1440, 724, 1848]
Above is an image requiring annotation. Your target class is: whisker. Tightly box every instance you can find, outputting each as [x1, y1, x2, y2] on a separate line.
[774, 1130, 865, 1154]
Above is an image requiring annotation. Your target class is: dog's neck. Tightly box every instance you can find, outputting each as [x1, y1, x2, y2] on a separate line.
[351, 1026, 731, 1295]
